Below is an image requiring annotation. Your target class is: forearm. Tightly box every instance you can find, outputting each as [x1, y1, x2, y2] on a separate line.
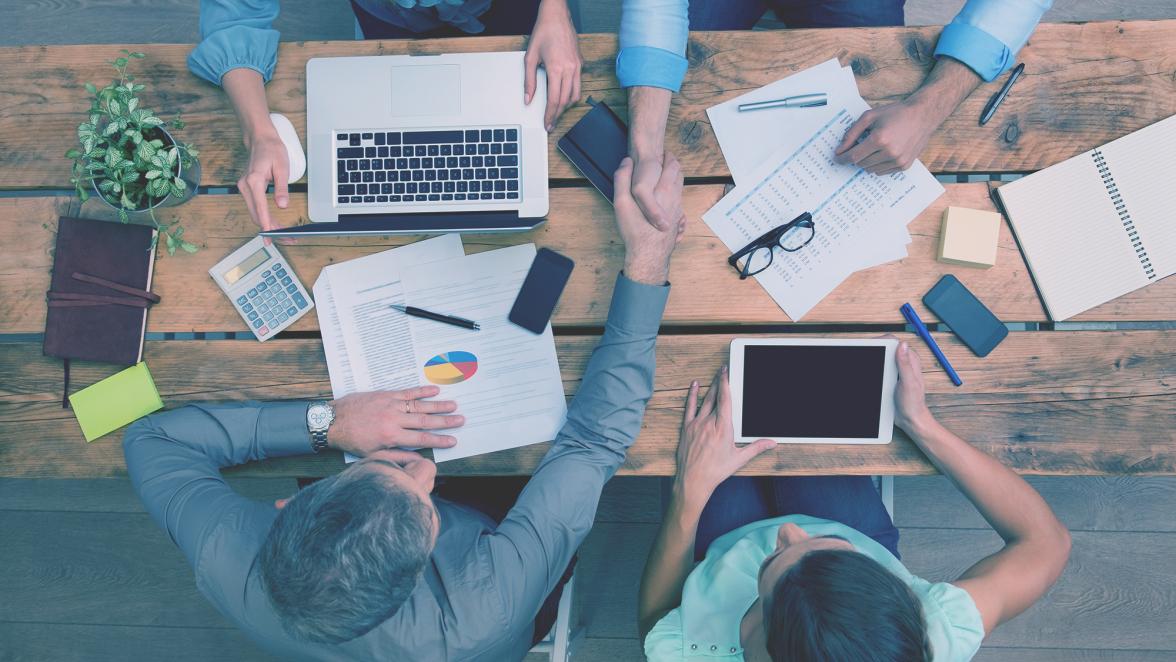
[907, 416, 1066, 545]
[905, 57, 983, 127]
[638, 481, 706, 638]
[222, 68, 277, 148]
[628, 86, 672, 161]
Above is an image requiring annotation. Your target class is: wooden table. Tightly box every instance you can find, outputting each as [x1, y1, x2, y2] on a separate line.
[1, 22, 1174, 479]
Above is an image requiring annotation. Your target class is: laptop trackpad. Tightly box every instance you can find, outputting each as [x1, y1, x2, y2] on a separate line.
[390, 65, 461, 117]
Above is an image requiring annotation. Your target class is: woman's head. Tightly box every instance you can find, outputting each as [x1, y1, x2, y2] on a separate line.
[757, 523, 930, 662]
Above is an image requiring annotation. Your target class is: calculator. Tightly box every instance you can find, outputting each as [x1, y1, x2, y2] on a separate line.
[208, 236, 314, 341]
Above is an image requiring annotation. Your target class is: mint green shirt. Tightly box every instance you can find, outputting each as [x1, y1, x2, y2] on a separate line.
[645, 515, 986, 661]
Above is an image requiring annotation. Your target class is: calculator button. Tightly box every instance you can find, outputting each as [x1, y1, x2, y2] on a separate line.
[265, 276, 277, 285]
[276, 313, 289, 324]
[247, 311, 259, 321]
[281, 275, 292, 286]
[275, 267, 287, 277]
[294, 293, 308, 308]
[236, 295, 248, 305]
[286, 306, 298, 317]
[284, 284, 295, 295]
[242, 303, 254, 313]
[258, 325, 270, 336]
[252, 318, 264, 329]
[262, 270, 271, 278]
[247, 288, 258, 298]
[257, 282, 268, 292]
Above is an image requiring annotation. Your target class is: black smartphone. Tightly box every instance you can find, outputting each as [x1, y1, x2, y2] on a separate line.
[922, 275, 1008, 357]
[508, 248, 575, 334]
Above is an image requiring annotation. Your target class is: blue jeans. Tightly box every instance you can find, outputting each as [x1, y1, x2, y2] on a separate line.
[692, 476, 900, 560]
[351, 0, 542, 39]
[689, 0, 905, 30]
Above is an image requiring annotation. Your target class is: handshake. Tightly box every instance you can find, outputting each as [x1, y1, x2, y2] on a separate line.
[612, 152, 687, 286]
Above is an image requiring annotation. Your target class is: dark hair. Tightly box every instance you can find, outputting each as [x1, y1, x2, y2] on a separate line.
[765, 549, 931, 662]
[258, 468, 435, 643]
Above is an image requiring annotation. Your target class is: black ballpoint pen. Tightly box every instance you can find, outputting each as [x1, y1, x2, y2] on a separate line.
[979, 63, 1024, 126]
[390, 304, 480, 330]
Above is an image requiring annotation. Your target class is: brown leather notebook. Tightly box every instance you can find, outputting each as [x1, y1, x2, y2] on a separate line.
[43, 217, 159, 366]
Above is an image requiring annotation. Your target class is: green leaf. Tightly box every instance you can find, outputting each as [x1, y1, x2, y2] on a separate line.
[165, 232, 177, 256]
[108, 98, 121, 115]
[86, 147, 107, 159]
[168, 147, 178, 166]
[136, 141, 156, 161]
[141, 116, 164, 128]
[85, 81, 98, 95]
[65, 148, 82, 159]
[116, 209, 128, 224]
[172, 117, 186, 130]
[114, 57, 128, 68]
[145, 169, 162, 180]
[149, 139, 163, 148]
[111, 181, 121, 194]
[98, 180, 115, 192]
[170, 179, 186, 198]
[133, 83, 145, 92]
[127, 98, 139, 113]
[78, 188, 90, 203]
[179, 240, 198, 254]
[103, 122, 120, 137]
[131, 52, 146, 59]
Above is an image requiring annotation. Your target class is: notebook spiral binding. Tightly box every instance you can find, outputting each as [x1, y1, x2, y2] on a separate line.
[1092, 149, 1156, 280]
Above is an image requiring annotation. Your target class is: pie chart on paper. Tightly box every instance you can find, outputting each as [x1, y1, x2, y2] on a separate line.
[423, 351, 479, 385]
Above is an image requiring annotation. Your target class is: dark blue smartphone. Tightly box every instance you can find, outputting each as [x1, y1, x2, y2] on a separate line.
[922, 275, 1008, 357]
[508, 248, 575, 334]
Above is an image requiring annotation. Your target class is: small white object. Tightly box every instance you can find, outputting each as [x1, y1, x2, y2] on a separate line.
[269, 113, 306, 184]
[728, 338, 899, 445]
[209, 235, 314, 341]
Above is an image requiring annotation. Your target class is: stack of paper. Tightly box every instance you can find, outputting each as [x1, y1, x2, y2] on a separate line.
[704, 59, 944, 320]
[314, 236, 567, 462]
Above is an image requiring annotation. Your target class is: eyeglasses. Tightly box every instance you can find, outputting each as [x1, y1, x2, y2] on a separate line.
[727, 212, 815, 279]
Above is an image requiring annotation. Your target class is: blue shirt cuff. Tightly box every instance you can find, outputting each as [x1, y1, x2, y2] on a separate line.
[609, 272, 670, 334]
[187, 25, 279, 86]
[255, 401, 314, 458]
[934, 22, 1013, 82]
[616, 46, 689, 92]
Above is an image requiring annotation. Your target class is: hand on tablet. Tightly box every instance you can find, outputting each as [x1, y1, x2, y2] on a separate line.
[894, 341, 934, 434]
[675, 366, 775, 500]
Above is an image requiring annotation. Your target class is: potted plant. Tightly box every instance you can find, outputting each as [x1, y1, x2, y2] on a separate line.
[66, 50, 200, 255]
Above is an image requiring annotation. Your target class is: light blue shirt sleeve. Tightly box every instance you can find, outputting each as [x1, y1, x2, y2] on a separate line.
[934, 0, 1052, 82]
[618, 0, 689, 91]
[188, 0, 281, 86]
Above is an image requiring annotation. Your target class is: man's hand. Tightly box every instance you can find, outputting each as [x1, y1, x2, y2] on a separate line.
[627, 86, 674, 230]
[525, 0, 582, 132]
[894, 341, 935, 435]
[613, 152, 685, 285]
[676, 366, 775, 501]
[327, 386, 464, 457]
[835, 57, 982, 175]
[238, 129, 290, 233]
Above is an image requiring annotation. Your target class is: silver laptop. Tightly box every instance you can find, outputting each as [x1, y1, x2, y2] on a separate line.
[265, 51, 549, 236]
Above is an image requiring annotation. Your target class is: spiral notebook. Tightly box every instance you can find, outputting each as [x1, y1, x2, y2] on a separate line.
[995, 114, 1176, 321]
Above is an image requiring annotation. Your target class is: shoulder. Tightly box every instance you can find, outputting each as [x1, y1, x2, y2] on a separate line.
[920, 581, 986, 662]
[194, 500, 276, 623]
[644, 608, 685, 660]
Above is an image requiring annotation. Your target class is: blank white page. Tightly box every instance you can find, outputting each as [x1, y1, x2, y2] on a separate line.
[1099, 114, 1176, 280]
[998, 151, 1148, 321]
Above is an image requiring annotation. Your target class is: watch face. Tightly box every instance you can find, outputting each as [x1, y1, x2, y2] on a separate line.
[308, 404, 333, 429]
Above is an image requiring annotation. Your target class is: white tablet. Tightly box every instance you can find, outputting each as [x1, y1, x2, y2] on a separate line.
[729, 338, 899, 444]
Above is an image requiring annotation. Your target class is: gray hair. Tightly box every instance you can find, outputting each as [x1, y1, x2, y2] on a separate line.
[258, 467, 435, 643]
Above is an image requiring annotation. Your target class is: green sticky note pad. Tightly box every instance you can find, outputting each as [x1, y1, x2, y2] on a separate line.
[69, 362, 164, 442]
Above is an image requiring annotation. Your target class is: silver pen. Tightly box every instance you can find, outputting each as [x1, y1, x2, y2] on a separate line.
[738, 93, 828, 112]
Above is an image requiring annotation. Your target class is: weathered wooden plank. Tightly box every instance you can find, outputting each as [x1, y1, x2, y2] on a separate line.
[0, 623, 277, 662]
[3, 188, 1173, 332]
[1, 331, 1172, 478]
[895, 476, 1176, 532]
[2, 22, 1175, 188]
[901, 529, 1176, 650]
[0, 510, 235, 627]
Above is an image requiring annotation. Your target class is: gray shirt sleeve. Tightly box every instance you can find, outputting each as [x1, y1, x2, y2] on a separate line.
[123, 401, 311, 567]
[485, 273, 670, 633]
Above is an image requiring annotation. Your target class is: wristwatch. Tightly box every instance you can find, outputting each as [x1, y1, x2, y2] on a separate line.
[306, 400, 336, 453]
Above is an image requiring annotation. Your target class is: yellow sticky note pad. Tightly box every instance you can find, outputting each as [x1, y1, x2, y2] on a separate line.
[938, 206, 1002, 268]
[69, 362, 164, 442]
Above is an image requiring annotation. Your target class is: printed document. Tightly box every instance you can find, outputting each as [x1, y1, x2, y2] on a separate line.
[315, 238, 566, 462]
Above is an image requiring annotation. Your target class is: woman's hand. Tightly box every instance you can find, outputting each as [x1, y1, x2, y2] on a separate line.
[676, 366, 775, 501]
[238, 128, 290, 232]
[327, 386, 465, 457]
[894, 340, 935, 434]
[525, 0, 582, 132]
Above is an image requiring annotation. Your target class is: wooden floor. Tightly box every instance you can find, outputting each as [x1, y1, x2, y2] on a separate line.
[3, 1, 1176, 660]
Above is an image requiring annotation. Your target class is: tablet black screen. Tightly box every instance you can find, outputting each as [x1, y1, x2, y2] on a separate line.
[741, 345, 885, 439]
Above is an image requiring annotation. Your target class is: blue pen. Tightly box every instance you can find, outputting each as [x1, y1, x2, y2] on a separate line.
[900, 303, 963, 387]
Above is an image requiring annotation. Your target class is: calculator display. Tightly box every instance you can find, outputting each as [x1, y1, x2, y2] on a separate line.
[223, 247, 270, 285]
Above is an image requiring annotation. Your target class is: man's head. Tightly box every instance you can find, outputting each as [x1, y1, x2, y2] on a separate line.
[259, 450, 440, 643]
[757, 523, 930, 662]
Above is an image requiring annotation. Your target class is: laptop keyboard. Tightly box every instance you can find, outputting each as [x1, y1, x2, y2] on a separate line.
[335, 127, 521, 206]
